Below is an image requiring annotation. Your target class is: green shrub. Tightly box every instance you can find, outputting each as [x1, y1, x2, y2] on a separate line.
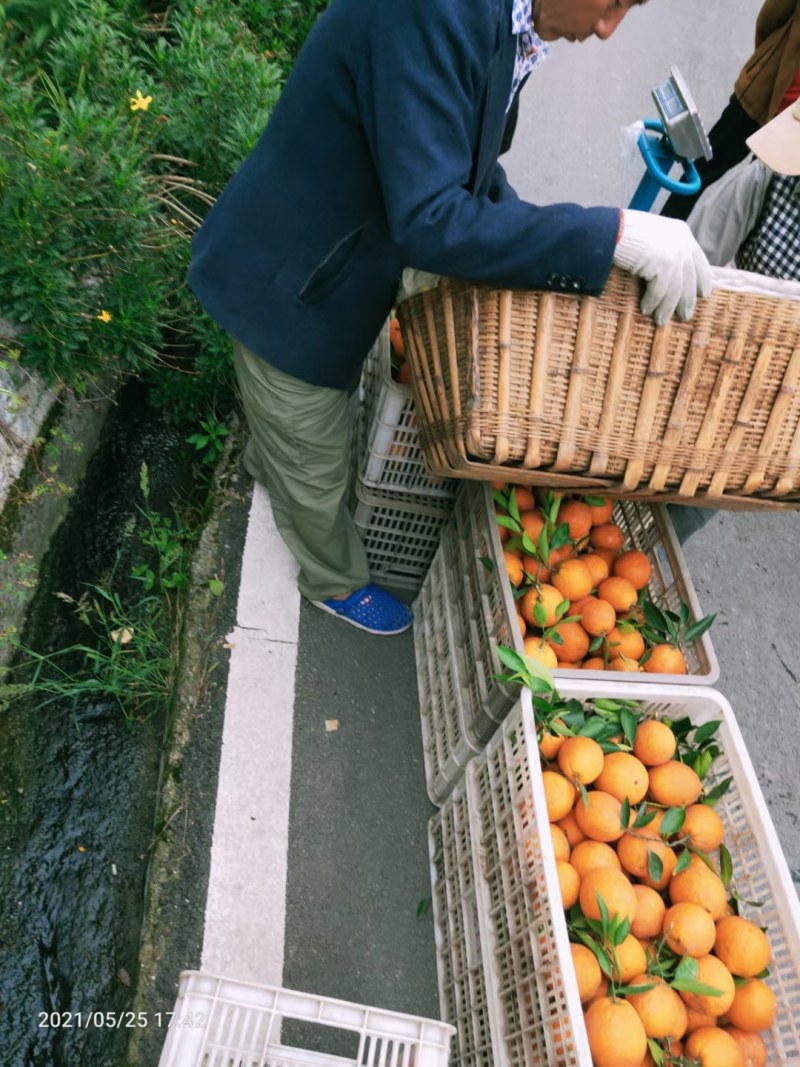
[0, 0, 297, 417]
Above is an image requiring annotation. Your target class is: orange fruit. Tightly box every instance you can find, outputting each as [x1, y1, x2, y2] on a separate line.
[607, 655, 642, 673]
[558, 499, 593, 541]
[557, 859, 581, 908]
[644, 643, 688, 675]
[617, 830, 676, 887]
[662, 902, 717, 957]
[631, 885, 666, 940]
[509, 485, 536, 511]
[389, 315, 404, 355]
[725, 978, 777, 1032]
[582, 551, 610, 587]
[677, 955, 736, 1016]
[519, 509, 546, 542]
[581, 656, 606, 670]
[503, 549, 524, 587]
[593, 545, 620, 570]
[542, 770, 576, 822]
[522, 635, 559, 668]
[520, 583, 564, 629]
[557, 735, 605, 785]
[606, 624, 646, 661]
[574, 790, 626, 843]
[587, 498, 615, 526]
[726, 1028, 767, 1067]
[552, 558, 594, 601]
[549, 822, 571, 862]
[597, 576, 638, 613]
[585, 975, 609, 1007]
[590, 523, 625, 552]
[539, 719, 567, 759]
[685, 1008, 718, 1033]
[547, 619, 590, 663]
[681, 804, 724, 853]
[579, 867, 637, 924]
[613, 934, 648, 983]
[570, 942, 603, 1003]
[612, 549, 652, 590]
[548, 542, 574, 568]
[633, 720, 677, 767]
[579, 597, 617, 637]
[595, 752, 649, 805]
[569, 839, 621, 879]
[713, 916, 771, 978]
[584, 996, 648, 1067]
[647, 760, 703, 807]
[557, 808, 588, 848]
[497, 521, 511, 544]
[684, 1027, 746, 1067]
[520, 554, 551, 583]
[625, 974, 688, 1039]
[668, 857, 727, 920]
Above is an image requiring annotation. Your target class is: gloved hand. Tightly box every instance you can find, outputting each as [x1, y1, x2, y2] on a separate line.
[612, 209, 713, 326]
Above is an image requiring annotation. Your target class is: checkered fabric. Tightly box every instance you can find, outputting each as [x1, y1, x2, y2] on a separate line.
[736, 175, 800, 281]
[509, 0, 548, 112]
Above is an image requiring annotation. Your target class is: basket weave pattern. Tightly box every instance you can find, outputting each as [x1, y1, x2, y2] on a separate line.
[397, 269, 800, 507]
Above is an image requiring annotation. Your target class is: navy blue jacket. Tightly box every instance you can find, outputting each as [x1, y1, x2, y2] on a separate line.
[188, 0, 620, 389]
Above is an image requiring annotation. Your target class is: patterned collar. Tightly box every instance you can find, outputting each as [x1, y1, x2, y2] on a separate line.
[509, 1, 548, 112]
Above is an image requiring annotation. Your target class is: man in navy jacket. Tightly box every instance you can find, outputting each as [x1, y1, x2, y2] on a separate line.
[189, 0, 711, 635]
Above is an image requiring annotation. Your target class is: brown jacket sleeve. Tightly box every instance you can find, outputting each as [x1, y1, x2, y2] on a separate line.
[734, 0, 800, 123]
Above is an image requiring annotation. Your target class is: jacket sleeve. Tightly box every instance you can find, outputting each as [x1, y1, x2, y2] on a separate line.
[686, 158, 772, 266]
[355, 0, 619, 293]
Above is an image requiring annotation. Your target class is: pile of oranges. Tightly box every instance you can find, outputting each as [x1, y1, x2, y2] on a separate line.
[538, 711, 775, 1067]
[494, 483, 698, 675]
[389, 315, 412, 385]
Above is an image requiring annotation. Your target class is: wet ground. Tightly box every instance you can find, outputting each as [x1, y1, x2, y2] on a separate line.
[0, 382, 216, 1066]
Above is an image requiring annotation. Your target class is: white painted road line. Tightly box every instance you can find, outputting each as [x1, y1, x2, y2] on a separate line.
[202, 483, 300, 985]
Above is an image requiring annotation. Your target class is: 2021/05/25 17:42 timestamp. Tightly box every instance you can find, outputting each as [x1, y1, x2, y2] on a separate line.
[38, 1010, 208, 1029]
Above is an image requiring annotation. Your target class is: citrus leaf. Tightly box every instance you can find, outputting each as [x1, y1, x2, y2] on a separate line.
[658, 807, 686, 838]
[534, 602, 548, 627]
[673, 956, 697, 982]
[646, 1038, 665, 1067]
[633, 805, 657, 830]
[478, 555, 496, 572]
[670, 978, 726, 997]
[620, 797, 631, 830]
[613, 916, 631, 946]
[596, 892, 611, 938]
[673, 849, 692, 875]
[582, 495, 608, 506]
[683, 614, 717, 642]
[719, 843, 733, 887]
[521, 531, 539, 555]
[692, 720, 721, 745]
[495, 646, 527, 674]
[647, 850, 664, 883]
[579, 781, 590, 810]
[495, 514, 521, 531]
[551, 522, 572, 550]
[576, 930, 614, 979]
[703, 777, 732, 804]
[687, 845, 718, 873]
[620, 708, 638, 749]
[507, 489, 522, 522]
[616, 982, 657, 995]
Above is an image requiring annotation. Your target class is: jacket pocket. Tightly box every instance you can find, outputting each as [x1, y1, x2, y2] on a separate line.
[298, 224, 374, 304]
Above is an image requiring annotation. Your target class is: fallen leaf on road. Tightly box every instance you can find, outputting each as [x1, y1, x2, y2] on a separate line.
[325, 719, 339, 732]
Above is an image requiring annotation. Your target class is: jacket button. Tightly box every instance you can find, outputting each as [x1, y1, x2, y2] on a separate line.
[546, 272, 559, 286]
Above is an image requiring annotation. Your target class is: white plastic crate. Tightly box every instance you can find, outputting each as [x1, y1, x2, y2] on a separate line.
[428, 683, 800, 1067]
[428, 783, 503, 1067]
[414, 543, 481, 804]
[158, 972, 455, 1067]
[432, 482, 721, 762]
[357, 322, 458, 499]
[350, 476, 452, 592]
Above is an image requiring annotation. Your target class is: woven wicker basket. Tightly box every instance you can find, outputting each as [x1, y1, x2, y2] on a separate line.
[397, 268, 800, 509]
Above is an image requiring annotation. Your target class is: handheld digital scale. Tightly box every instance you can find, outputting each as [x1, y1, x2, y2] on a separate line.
[629, 66, 713, 211]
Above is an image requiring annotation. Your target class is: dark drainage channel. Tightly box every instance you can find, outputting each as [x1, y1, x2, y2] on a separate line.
[0, 380, 216, 1066]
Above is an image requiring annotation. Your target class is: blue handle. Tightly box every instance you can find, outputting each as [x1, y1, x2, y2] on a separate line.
[636, 119, 701, 196]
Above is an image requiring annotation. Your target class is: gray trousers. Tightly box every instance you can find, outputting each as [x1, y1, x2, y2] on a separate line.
[232, 339, 370, 601]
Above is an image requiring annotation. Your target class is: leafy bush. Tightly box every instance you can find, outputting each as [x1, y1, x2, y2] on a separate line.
[0, 0, 318, 418]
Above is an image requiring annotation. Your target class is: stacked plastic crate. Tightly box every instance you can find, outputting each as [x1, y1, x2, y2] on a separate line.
[413, 480, 719, 804]
[427, 685, 800, 1067]
[349, 322, 459, 591]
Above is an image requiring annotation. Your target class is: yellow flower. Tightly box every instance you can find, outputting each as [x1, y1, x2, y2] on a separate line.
[129, 89, 152, 112]
[97, 309, 112, 323]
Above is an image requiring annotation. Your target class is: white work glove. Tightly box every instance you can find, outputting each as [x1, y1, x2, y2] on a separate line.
[613, 209, 713, 326]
